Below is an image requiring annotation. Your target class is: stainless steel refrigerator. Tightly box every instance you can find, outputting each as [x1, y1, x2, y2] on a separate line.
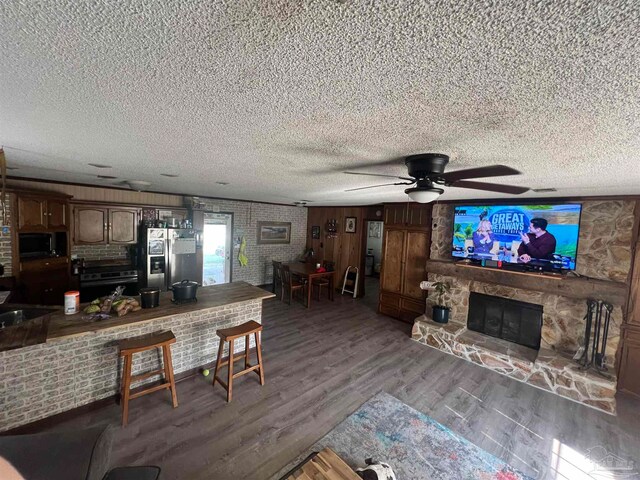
[142, 228, 203, 291]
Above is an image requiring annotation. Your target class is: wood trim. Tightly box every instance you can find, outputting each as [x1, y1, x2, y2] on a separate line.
[625, 199, 640, 316]
[71, 199, 188, 211]
[6, 187, 72, 199]
[8, 176, 300, 208]
[426, 259, 628, 305]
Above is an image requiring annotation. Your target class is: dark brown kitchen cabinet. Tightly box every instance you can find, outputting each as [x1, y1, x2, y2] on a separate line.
[46, 199, 68, 229]
[16, 194, 69, 232]
[17, 196, 47, 231]
[73, 205, 139, 245]
[19, 266, 69, 306]
[378, 203, 432, 322]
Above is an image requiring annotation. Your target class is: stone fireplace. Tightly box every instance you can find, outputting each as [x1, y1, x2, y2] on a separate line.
[411, 200, 635, 415]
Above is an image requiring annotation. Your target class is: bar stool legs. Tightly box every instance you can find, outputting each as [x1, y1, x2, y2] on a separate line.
[162, 343, 179, 409]
[212, 320, 265, 402]
[255, 331, 265, 386]
[118, 331, 178, 427]
[227, 340, 235, 402]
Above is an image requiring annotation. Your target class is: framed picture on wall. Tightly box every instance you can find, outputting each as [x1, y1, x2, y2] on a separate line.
[311, 225, 321, 239]
[345, 217, 357, 233]
[368, 222, 381, 238]
[257, 221, 291, 244]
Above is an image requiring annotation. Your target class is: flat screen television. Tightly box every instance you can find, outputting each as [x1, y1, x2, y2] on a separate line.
[452, 204, 582, 271]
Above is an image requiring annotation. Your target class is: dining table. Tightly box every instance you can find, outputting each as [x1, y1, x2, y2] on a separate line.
[283, 262, 335, 308]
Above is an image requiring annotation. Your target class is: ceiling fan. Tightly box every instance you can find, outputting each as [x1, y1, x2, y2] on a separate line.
[344, 153, 530, 203]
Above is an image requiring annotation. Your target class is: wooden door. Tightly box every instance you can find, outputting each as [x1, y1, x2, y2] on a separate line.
[383, 204, 407, 227]
[17, 196, 47, 231]
[109, 208, 138, 244]
[405, 203, 432, 230]
[402, 230, 429, 299]
[380, 228, 405, 294]
[74, 207, 108, 244]
[618, 328, 640, 397]
[46, 199, 68, 230]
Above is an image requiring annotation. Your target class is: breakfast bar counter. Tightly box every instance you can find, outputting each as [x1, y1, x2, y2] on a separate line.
[48, 282, 275, 340]
[0, 282, 275, 432]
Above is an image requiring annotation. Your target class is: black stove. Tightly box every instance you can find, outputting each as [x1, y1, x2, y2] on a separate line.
[79, 263, 139, 301]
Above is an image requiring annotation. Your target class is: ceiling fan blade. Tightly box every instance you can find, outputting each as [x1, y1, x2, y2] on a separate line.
[435, 165, 521, 183]
[451, 180, 530, 195]
[345, 181, 415, 192]
[344, 171, 414, 181]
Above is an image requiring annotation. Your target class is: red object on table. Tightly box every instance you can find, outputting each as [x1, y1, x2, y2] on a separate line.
[316, 267, 326, 272]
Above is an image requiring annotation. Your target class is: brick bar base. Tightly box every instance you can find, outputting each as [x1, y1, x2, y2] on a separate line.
[0, 299, 263, 432]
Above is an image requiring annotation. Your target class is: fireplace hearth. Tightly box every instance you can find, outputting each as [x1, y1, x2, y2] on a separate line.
[467, 292, 543, 350]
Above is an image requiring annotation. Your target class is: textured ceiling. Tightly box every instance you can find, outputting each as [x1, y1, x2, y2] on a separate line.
[1, 1, 639, 206]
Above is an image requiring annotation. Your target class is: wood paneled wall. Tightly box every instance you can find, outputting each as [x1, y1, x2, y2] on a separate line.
[306, 205, 383, 296]
[619, 199, 640, 396]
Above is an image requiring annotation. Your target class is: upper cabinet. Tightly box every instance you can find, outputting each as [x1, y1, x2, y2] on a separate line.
[73, 205, 139, 245]
[383, 202, 432, 230]
[74, 206, 108, 244]
[109, 208, 138, 244]
[17, 194, 69, 232]
[46, 199, 68, 230]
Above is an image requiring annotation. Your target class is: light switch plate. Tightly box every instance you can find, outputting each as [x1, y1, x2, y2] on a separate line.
[420, 281, 436, 290]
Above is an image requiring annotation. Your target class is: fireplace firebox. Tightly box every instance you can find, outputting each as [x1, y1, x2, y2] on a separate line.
[467, 292, 543, 350]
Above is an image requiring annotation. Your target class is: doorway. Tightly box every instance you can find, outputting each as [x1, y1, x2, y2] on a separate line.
[202, 213, 233, 286]
[365, 220, 383, 278]
[363, 220, 384, 310]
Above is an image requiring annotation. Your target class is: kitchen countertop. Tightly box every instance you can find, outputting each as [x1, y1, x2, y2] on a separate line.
[47, 282, 275, 340]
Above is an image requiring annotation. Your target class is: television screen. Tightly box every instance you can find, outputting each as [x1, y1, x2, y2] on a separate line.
[452, 204, 582, 270]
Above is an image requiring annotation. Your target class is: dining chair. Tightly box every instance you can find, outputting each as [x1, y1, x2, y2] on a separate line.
[312, 261, 334, 301]
[272, 260, 283, 300]
[282, 265, 306, 306]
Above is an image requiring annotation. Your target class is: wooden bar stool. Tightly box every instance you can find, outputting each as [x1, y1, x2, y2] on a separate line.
[117, 330, 178, 426]
[212, 320, 265, 402]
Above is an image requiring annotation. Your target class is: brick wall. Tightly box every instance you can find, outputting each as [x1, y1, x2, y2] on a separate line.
[71, 244, 130, 261]
[0, 299, 264, 432]
[199, 199, 308, 285]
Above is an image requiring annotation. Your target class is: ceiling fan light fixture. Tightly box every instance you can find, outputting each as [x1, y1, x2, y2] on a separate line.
[405, 186, 443, 203]
[125, 180, 152, 191]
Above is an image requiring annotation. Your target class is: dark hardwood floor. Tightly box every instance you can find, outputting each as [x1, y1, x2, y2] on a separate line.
[18, 278, 640, 479]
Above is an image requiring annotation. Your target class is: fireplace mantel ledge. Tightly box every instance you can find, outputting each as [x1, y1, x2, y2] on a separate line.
[425, 259, 627, 305]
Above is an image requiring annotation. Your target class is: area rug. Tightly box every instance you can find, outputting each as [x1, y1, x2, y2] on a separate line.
[277, 392, 534, 480]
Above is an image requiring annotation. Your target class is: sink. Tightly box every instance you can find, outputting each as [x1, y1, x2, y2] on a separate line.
[0, 306, 57, 351]
[0, 307, 57, 332]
